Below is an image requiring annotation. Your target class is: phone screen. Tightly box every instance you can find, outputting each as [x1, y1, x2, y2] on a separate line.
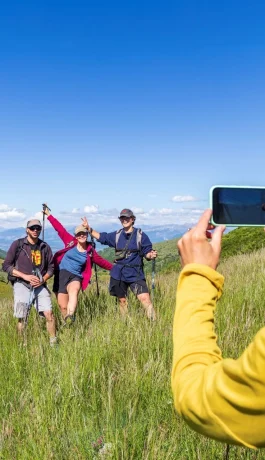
[212, 187, 265, 226]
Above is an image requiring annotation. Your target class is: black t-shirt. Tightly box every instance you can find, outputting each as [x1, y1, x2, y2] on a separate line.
[29, 242, 42, 268]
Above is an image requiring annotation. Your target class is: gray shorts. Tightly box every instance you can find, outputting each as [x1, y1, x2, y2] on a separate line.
[13, 282, 52, 319]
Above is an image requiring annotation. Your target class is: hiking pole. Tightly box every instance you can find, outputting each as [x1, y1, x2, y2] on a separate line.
[223, 444, 230, 460]
[151, 258, 156, 304]
[41, 203, 51, 241]
[23, 282, 35, 344]
[90, 235, 100, 297]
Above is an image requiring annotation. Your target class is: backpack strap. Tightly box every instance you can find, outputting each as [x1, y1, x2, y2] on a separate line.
[115, 229, 123, 249]
[136, 228, 142, 252]
[14, 238, 26, 264]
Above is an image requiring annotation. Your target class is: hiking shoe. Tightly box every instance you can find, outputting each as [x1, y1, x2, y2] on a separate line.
[50, 336, 59, 348]
[64, 315, 75, 327]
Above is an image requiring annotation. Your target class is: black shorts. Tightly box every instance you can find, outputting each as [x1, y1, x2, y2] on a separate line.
[53, 269, 82, 294]
[109, 277, 149, 298]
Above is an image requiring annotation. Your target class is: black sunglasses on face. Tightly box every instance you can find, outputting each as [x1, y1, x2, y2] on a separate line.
[28, 225, 42, 231]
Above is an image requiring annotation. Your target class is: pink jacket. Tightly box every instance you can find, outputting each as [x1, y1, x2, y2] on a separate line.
[48, 215, 113, 291]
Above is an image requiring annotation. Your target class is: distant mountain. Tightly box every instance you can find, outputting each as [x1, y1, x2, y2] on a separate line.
[0, 223, 190, 253]
[0, 248, 6, 259]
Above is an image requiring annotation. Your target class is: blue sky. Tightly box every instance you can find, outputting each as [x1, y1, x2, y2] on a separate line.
[1, 0, 265, 230]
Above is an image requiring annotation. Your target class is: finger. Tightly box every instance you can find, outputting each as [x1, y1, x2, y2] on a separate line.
[211, 225, 225, 248]
[196, 209, 213, 234]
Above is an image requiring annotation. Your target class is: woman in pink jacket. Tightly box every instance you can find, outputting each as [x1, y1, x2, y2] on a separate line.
[43, 206, 113, 325]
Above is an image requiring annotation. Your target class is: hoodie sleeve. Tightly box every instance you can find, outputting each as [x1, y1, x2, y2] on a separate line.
[91, 248, 113, 271]
[44, 244, 54, 277]
[2, 241, 18, 274]
[47, 215, 74, 246]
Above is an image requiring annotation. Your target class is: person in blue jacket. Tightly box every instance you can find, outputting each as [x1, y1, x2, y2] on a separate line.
[83, 209, 157, 320]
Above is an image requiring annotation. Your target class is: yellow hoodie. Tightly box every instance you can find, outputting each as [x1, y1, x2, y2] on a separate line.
[171, 263, 265, 449]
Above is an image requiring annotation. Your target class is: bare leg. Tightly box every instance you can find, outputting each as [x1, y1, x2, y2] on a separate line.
[137, 292, 156, 320]
[17, 319, 24, 334]
[118, 297, 128, 317]
[43, 310, 56, 337]
[57, 293, 68, 319]
[66, 281, 81, 316]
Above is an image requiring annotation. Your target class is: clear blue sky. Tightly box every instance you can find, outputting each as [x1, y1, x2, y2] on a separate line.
[1, 0, 265, 229]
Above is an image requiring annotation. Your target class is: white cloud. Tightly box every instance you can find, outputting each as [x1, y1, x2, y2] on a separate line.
[0, 204, 10, 212]
[158, 208, 174, 215]
[171, 195, 198, 202]
[0, 204, 26, 222]
[132, 207, 144, 214]
[84, 205, 99, 213]
[0, 202, 206, 230]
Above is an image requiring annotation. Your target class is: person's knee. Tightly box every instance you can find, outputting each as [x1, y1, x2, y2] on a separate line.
[119, 297, 127, 305]
[137, 293, 151, 304]
[43, 310, 54, 322]
[68, 288, 80, 297]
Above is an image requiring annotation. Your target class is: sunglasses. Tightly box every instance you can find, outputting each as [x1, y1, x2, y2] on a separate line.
[76, 232, 87, 237]
[28, 225, 42, 231]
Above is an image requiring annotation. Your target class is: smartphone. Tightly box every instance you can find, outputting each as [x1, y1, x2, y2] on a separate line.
[210, 185, 265, 226]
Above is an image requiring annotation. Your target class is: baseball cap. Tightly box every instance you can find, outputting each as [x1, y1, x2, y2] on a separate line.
[119, 209, 135, 218]
[74, 225, 88, 235]
[27, 219, 42, 228]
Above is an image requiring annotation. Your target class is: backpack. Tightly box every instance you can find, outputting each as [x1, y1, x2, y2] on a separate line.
[114, 228, 142, 261]
[7, 238, 26, 285]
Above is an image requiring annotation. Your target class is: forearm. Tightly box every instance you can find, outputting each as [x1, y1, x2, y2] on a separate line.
[172, 264, 223, 379]
[90, 228, 100, 240]
[172, 264, 265, 449]
[42, 272, 52, 283]
[12, 268, 28, 280]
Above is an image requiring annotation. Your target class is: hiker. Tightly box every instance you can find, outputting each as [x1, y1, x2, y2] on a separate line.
[42, 206, 113, 325]
[2, 219, 57, 346]
[83, 209, 157, 320]
[171, 209, 265, 449]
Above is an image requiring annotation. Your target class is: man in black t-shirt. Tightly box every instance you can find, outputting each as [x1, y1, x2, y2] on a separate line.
[2, 219, 56, 345]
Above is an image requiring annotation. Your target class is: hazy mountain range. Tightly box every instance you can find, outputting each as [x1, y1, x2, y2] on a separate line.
[0, 223, 190, 254]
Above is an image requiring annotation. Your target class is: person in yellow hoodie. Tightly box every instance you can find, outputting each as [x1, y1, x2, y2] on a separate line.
[171, 209, 265, 450]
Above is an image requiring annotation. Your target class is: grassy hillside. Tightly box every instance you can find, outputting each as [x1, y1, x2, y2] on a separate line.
[0, 246, 265, 458]
[0, 249, 6, 259]
[158, 226, 265, 274]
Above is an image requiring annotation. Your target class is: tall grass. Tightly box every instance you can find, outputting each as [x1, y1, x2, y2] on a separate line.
[0, 251, 265, 459]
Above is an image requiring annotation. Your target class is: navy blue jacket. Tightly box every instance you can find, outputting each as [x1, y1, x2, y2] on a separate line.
[99, 227, 152, 282]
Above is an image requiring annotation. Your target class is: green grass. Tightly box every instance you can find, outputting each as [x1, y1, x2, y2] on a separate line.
[0, 253, 264, 458]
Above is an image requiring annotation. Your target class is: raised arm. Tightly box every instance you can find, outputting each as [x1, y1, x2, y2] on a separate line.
[172, 210, 265, 449]
[43, 205, 74, 246]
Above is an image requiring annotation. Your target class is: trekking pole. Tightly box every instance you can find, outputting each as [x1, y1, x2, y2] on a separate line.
[223, 444, 230, 460]
[90, 235, 100, 297]
[23, 280, 35, 344]
[41, 203, 51, 241]
[151, 258, 156, 304]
